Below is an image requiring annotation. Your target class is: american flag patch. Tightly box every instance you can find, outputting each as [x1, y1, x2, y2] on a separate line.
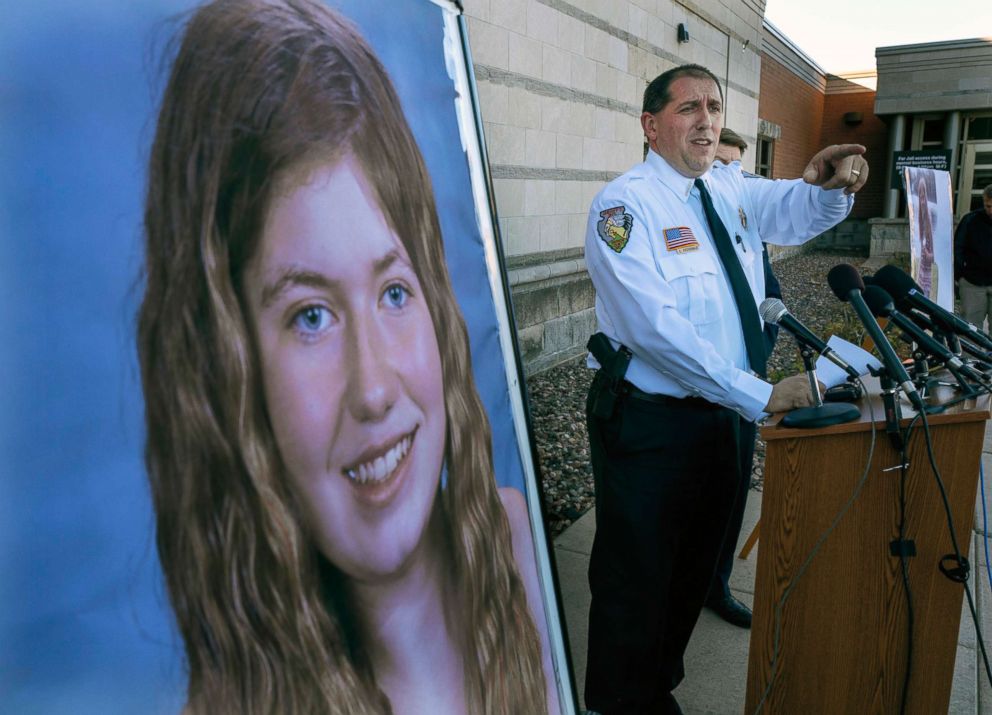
[663, 226, 699, 253]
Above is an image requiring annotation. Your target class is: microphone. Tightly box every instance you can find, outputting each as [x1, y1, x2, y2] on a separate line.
[873, 264, 992, 352]
[866, 274, 950, 343]
[826, 264, 925, 409]
[759, 298, 860, 379]
[887, 303, 990, 363]
[863, 286, 989, 387]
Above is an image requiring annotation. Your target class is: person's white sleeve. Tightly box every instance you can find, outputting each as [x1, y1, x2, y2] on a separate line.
[744, 177, 853, 246]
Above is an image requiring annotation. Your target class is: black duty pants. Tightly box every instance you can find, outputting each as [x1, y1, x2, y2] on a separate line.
[708, 419, 757, 601]
[584, 372, 742, 714]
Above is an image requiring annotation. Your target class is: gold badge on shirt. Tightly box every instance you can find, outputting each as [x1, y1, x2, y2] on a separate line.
[738, 206, 748, 230]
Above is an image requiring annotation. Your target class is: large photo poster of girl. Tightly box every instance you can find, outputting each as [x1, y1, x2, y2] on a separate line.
[1, 1, 573, 712]
[905, 166, 954, 311]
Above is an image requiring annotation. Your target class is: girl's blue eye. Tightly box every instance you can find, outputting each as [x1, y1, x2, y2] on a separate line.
[384, 283, 409, 309]
[293, 305, 331, 333]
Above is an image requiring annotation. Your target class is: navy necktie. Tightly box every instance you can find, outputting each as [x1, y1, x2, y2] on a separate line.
[693, 178, 766, 377]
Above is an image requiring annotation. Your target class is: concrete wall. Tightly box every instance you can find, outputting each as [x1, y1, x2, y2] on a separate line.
[508, 249, 596, 374]
[867, 218, 909, 264]
[462, 0, 767, 374]
[875, 38, 992, 116]
[805, 219, 871, 254]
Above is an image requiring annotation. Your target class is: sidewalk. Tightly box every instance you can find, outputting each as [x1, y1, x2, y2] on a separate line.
[552, 425, 992, 714]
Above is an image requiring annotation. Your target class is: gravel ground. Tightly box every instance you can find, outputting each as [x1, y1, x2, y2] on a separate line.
[525, 252, 869, 537]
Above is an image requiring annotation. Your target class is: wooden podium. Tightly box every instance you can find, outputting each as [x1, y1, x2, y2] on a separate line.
[745, 380, 989, 714]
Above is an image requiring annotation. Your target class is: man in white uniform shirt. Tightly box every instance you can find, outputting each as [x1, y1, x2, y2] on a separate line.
[583, 64, 868, 715]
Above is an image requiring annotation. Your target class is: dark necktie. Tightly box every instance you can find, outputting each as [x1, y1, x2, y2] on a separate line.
[693, 178, 766, 377]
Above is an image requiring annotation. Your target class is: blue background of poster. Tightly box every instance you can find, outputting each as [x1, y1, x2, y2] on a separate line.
[0, 2, 527, 711]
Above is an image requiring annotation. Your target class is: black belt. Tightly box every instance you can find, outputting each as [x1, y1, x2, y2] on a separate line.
[621, 380, 721, 410]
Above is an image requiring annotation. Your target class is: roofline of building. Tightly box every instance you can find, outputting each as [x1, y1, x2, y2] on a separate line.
[831, 69, 878, 81]
[876, 36, 992, 56]
[761, 17, 827, 76]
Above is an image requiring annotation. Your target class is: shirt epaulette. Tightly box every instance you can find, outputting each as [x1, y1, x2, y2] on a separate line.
[596, 170, 646, 206]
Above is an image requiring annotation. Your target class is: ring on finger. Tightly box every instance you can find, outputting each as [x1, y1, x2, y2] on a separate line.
[851, 169, 861, 178]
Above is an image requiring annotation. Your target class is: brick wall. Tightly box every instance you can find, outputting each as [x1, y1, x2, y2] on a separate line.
[821, 87, 887, 219]
[757, 53, 824, 179]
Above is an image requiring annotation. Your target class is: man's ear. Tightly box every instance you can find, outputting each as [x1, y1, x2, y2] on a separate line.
[640, 112, 656, 142]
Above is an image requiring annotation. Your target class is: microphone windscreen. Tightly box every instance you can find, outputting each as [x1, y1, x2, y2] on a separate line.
[873, 264, 918, 303]
[759, 297, 787, 324]
[863, 285, 895, 317]
[826, 264, 865, 302]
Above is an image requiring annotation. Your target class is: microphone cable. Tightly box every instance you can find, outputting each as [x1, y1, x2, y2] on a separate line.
[893, 419, 914, 715]
[913, 407, 992, 690]
[751, 375, 877, 715]
[874, 297, 920, 715]
[753, 377, 992, 714]
[750, 277, 992, 713]
[897, 368, 992, 711]
[981, 461, 992, 597]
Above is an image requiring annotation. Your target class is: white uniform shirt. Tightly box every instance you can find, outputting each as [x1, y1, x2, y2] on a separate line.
[586, 148, 853, 422]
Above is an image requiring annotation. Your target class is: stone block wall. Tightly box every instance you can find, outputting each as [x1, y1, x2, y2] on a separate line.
[462, 0, 766, 373]
[508, 249, 596, 374]
[867, 218, 910, 262]
[805, 219, 871, 253]
[875, 38, 992, 115]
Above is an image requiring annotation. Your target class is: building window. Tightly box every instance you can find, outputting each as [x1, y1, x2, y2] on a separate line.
[957, 115, 992, 218]
[755, 137, 773, 177]
[921, 118, 944, 148]
[967, 116, 992, 141]
[911, 115, 945, 150]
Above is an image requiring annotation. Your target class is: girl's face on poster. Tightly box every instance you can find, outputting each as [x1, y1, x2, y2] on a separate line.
[245, 156, 447, 582]
[916, 179, 933, 242]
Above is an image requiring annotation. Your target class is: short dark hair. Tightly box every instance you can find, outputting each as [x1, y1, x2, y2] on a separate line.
[984, 184, 992, 200]
[642, 63, 724, 114]
[719, 128, 747, 155]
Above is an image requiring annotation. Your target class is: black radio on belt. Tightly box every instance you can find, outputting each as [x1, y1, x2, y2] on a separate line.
[587, 332, 632, 419]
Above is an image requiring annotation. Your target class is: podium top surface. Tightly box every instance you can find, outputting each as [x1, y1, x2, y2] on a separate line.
[761, 375, 990, 441]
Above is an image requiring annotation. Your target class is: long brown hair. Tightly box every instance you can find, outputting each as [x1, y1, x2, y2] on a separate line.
[137, 1, 547, 711]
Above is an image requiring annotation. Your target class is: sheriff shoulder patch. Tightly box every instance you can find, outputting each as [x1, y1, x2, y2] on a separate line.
[597, 206, 632, 253]
[663, 226, 699, 253]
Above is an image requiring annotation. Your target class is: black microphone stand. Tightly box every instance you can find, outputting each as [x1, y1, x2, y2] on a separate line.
[909, 344, 934, 398]
[946, 331, 963, 358]
[901, 350, 989, 416]
[874, 365, 905, 451]
[907, 344, 984, 402]
[781, 344, 861, 428]
[885, 319, 984, 401]
[911, 347, 930, 380]
[945, 360, 984, 400]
